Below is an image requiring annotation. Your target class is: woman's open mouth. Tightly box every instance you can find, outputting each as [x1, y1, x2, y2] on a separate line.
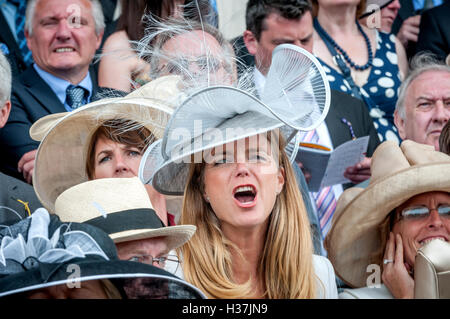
[233, 185, 257, 208]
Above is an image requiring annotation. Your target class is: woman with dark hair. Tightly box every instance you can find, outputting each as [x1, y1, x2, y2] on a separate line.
[98, 0, 212, 92]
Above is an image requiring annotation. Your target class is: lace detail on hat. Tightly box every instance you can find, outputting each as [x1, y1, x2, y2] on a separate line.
[0, 208, 108, 275]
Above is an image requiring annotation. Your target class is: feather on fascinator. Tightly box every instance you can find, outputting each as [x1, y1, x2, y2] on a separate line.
[139, 44, 331, 195]
[135, 15, 239, 92]
[0, 209, 206, 299]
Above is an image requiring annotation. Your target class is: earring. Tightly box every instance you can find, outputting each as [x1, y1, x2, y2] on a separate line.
[204, 195, 210, 202]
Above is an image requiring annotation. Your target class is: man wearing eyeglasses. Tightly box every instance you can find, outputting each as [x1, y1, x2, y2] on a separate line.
[53, 177, 196, 278]
[147, 19, 236, 88]
[394, 53, 450, 152]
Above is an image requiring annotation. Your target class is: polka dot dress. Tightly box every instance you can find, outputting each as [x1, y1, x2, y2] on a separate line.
[318, 31, 402, 144]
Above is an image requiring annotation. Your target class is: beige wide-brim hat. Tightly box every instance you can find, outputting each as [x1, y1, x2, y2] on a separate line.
[55, 177, 196, 251]
[32, 76, 182, 212]
[325, 140, 450, 288]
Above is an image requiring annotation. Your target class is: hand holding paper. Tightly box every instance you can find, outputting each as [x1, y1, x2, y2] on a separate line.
[344, 156, 372, 184]
[295, 136, 370, 191]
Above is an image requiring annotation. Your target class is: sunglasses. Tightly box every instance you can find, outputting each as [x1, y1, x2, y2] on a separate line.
[400, 204, 450, 220]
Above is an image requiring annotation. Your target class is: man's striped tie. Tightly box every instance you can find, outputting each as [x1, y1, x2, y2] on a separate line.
[298, 129, 337, 238]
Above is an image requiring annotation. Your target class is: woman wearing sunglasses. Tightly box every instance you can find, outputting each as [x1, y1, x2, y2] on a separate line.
[326, 140, 450, 298]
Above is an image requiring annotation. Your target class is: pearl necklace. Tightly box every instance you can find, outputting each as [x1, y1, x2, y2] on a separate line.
[314, 18, 373, 71]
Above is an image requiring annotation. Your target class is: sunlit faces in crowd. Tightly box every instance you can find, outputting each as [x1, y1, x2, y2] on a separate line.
[25, 0, 103, 81]
[391, 191, 450, 269]
[243, 10, 314, 75]
[395, 70, 450, 151]
[202, 133, 285, 232]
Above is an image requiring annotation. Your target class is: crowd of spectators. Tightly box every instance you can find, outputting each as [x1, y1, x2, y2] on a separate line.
[0, 0, 448, 299]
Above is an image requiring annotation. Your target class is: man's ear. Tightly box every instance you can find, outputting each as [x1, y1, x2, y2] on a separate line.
[25, 28, 32, 51]
[95, 30, 104, 50]
[243, 30, 258, 56]
[394, 109, 406, 140]
[0, 101, 11, 128]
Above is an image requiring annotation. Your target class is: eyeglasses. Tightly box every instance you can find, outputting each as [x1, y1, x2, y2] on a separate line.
[400, 204, 450, 220]
[159, 56, 224, 75]
[128, 254, 180, 274]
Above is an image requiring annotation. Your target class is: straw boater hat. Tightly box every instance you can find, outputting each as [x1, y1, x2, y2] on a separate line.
[0, 208, 205, 298]
[325, 140, 450, 288]
[54, 177, 195, 251]
[141, 44, 331, 195]
[31, 76, 182, 212]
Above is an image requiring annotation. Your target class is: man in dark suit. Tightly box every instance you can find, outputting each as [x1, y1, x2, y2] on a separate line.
[0, 0, 117, 76]
[241, 0, 380, 244]
[415, 0, 450, 61]
[0, 51, 42, 224]
[0, 0, 105, 183]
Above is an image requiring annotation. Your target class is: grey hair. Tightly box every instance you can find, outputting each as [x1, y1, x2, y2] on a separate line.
[0, 52, 12, 107]
[25, 0, 105, 36]
[396, 52, 450, 119]
[135, 16, 240, 91]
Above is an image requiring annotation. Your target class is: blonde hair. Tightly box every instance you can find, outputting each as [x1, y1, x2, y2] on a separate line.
[178, 131, 316, 298]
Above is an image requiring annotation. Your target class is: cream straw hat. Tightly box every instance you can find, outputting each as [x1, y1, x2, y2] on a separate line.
[32, 76, 181, 212]
[325, 140, 450, 288]
[55, 177, 196, 250]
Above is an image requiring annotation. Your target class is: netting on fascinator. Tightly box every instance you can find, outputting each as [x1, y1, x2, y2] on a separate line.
[140, 44, 331, 195]
[0, 208, 109, 276]
[0, 209, 207, 299]
[135, 14, 239, 93]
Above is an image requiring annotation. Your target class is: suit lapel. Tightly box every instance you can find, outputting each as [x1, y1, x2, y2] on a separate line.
[89, 65, 99, 98]
[324, 102, 342, 148]
[22, 68, 66, 114]
[324, 91, 355, 147]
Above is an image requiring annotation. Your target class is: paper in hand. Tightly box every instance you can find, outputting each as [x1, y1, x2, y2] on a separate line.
[296, 136, 369, 191]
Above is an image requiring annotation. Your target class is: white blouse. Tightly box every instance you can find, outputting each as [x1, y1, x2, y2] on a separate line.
[313, 254, 339, 299]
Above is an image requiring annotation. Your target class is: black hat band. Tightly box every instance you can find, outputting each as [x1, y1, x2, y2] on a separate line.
[84, 208, 165, 235]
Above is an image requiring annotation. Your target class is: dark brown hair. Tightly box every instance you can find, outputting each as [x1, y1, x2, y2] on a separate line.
[246, 0, 312, 41]
[86, 119, 154, 179]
